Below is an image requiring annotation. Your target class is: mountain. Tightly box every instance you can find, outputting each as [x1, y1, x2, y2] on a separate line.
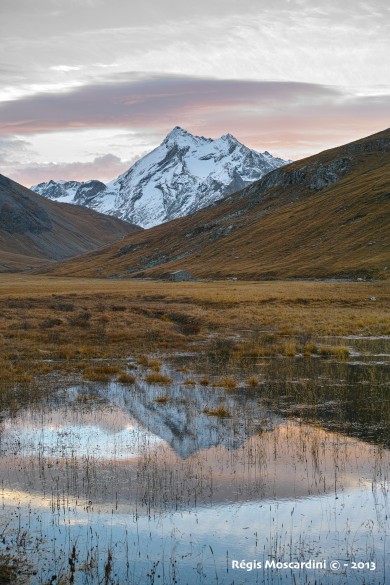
[31, 127, 288, 228]
[0, 174, 141, 272]
[39, 128, 390, 281]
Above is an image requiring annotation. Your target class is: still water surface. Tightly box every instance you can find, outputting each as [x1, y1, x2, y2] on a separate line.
[0, 344, 389, 584]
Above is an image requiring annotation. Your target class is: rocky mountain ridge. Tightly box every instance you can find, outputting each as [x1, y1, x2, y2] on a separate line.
[31, 127, 288, 228]
[38, 127, 390, 280]
[0, 174, 141, 271]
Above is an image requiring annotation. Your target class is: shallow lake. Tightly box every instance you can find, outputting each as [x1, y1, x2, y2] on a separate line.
[0, 338, 389, 584]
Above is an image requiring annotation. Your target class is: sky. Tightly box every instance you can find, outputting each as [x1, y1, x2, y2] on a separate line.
[0, 0, 389, 186]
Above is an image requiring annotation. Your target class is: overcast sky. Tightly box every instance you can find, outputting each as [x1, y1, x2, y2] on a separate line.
[1, 0, 389, 185]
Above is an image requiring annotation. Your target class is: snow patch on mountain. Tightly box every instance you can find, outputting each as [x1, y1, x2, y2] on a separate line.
[31, 127, 289, 228]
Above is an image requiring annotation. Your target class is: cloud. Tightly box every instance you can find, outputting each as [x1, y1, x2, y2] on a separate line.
[2, 74, 388, 187]
[0, 75, 389, 154]
[0, 137, 34, 164]
[6, 153, 140, 186]
[1, 2, 389, 104]
[51, 65, 83, 72]
[0, 74, 379, 134]
[2, 2, 388, 187]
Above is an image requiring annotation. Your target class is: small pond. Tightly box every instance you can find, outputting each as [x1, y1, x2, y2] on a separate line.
[0, 337, 389, 584]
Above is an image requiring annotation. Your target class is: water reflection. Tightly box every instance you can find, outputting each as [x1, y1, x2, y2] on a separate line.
[0, 387, 385, 506]
[187, 341, 390, 447]
[0, 370, 389, 584]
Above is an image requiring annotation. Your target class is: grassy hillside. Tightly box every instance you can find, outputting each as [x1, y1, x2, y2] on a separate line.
[0, 174, 141, 271]
[38, 128, 390, 280]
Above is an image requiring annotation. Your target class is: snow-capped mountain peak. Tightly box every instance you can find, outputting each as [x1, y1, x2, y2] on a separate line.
[220, 133, 236, 141]
[163, 126, 211, 145]
[31, 127, 289, 228]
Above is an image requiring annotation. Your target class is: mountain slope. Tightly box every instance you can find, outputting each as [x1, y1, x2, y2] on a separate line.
[31, 127, 288, 228]
[37, 128, 390, 280]
[0, 174, 141, 271]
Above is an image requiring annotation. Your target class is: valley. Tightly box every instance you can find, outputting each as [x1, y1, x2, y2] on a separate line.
[38, 128, 390, 281]
[1, 129, 389, 584]
[2, 0, 389, 581]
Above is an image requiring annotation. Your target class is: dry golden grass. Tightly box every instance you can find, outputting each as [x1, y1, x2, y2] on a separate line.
[117, 372, 136, 384]
[137, 356, 162, 370]
[145, 373, 172, 385]
[317, 345, 350, 358]
[0, 275, 388, 402]
[204, 406, 231, 417]
[154, 395, 170, 404]
[84, 364, 120, 380]
[247, 376, 260, 387]
[218, 377, 237, 389]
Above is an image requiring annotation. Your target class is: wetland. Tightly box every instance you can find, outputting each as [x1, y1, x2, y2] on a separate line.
[0, 276, 389, 584]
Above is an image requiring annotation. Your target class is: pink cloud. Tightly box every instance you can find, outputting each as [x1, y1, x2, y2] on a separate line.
[1, 75, 388, 137]
[8, 153, 139, 186]
[1, 75, 389, 183]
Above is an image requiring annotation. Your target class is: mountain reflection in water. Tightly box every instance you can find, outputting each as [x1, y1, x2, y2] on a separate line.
[0, 365, 388, 584]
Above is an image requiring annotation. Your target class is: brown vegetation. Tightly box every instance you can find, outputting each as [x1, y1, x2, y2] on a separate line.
[39, 128, 390, 281]
[204, 405, 231, 417]
[0, 275, 388, 406]
[0, 173, 140, 272]
[154, 395, 170, 404]
[117, 372, 136, 384]
[145, 373, 173, 385]
[0, 559, 16, 585]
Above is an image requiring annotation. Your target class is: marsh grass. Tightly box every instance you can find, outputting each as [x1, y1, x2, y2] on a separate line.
[247, 376, 260, 387]
[203, 405, 231, 417]
[154, 395, 170, 404]
[225, 337, 350, 362]
[83, 364, 120, 382]
[0, 554, 30, 585]
[138, 356, 162, 371]
[318, 345, 350, 358]
[0, 557, 17, 584]
[0, 275, 387, 402]
[0, 355, 389, 584]
[117, 372, 136, 384]
[145, 373, 172, 385]
[218, 377, 237, 389]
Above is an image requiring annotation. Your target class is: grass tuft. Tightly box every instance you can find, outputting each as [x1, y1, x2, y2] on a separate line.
[247, 376, 259, 387]
[154, 395, 170, 404]
[318, 345, 350, 358]
[220, 377, 237, 389]
[204, 406, 231, 417]
[84, 364, 120, 382]
[117, 372, 136, 384]
[145, 373, 172, 385]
